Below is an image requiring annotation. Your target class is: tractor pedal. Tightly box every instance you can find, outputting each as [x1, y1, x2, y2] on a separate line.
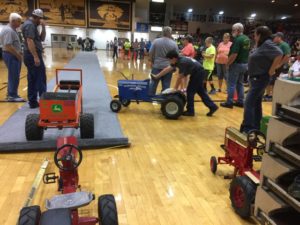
[43, 173, 58, 184]
[253, 155, 262, 162]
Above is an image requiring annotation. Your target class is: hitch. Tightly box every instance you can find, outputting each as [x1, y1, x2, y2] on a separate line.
[43, 173, 58, 184]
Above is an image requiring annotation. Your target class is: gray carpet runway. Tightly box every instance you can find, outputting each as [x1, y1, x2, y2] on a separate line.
[0, 52, 129, 152]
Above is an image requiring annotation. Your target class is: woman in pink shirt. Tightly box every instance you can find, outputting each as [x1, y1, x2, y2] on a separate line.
[216, 33, 232, 92]
[179, 35, 195, 91]
[181, 35, 195, 57]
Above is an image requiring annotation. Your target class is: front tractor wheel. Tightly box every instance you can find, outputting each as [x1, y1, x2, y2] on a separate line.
[110, 100, 122, 113]
[229, 176, 257, 219]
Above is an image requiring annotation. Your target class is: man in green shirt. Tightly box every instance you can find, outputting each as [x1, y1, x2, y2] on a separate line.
[221, 23, 250, 108]
[264, 32, 291, 101]
[202, 37, 217, 94]
[123, 39, 131, 60]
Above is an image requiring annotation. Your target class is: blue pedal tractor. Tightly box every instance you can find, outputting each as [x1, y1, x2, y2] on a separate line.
[110, 72, 186, 120]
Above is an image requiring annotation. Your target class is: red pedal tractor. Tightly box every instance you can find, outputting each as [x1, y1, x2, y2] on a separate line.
[25, 69, 94, 141]
[210, 127, 266, 219]
[18, 136, 118, 225]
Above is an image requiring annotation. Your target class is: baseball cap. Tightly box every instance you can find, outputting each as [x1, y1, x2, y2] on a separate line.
[32, 9, 44, 18]
[271, 32, 284, 39]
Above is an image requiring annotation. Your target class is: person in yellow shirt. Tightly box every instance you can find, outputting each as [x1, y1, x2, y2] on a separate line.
[123, 39, 131, 60]
[202, 37, 217, 94]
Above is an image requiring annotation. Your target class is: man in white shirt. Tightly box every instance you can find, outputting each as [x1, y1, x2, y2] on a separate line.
[289, 51, 300, 78]
[0, 13, 24, 102]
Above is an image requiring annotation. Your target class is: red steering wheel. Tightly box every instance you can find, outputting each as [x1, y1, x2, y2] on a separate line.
[54, 144, 83, 171]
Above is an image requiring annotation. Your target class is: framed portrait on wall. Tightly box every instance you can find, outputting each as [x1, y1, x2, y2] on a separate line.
[88, 0, 132, 30]
[0, 0, 35, 22]
[37, 0, 87, 27]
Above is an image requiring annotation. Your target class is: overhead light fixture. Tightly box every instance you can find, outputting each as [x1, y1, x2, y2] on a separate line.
[188, 8, 193, 13]
[219, 11, 224, 15]
[295, 3, 299, 7]
[271, 0, 275, 3]
[281, 16, 287, 20]
[152, 0, 164, 2]
[151, 26, 163, 32]
[251, 13, 257, 18]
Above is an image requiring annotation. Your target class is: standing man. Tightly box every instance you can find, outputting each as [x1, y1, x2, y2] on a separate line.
[139, 38, 146, 60]
[112, 37, 118, 60]
[202, 37, 217, 94]
[0, 13, 24, 102]
[264, 32, 291, 101]
[148, 27, 178, 95]
[221, 23, 250, 108]
[22, 9, 46, 109]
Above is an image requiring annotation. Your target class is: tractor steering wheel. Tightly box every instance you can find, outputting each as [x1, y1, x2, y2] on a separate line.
[54, 144, 83, 171]
[247, 130, 266, 154]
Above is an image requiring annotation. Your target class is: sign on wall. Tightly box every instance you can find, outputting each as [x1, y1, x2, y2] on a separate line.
[136, 23, 149, 32]
[37, 0, 87, 27]
[88, 0, 132, 30]
[0, 0, 35, 22]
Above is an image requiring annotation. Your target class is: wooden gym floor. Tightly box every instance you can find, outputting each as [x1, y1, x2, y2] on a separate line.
[0, 48, 272, 225]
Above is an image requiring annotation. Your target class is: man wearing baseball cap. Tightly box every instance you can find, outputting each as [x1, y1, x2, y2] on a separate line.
[264, 32, 291, 101]
[22, 9, 47, 108]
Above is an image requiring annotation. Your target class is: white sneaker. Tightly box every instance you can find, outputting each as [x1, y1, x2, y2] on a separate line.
[7, 96, 26, 102]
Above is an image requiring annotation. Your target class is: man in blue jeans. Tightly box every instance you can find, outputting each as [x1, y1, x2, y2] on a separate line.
[151, 50, 218, 117]
[148, 27, 178, 95]
[22, 9, 47, 108]
[221, 23, 250, 109]
[0, 13, 24, 102]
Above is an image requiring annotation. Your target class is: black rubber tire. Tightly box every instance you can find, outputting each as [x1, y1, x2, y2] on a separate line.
[161, 96, 184, 120]
[110, 100, 122, 113]
[98, 194, 119, 225]
[229, 176, 257, 219]
[210, 156, 218, 174]
[18, 205, 41, 225]
[80, 113, 94, 139]
[121, 99, 131, 107]
[25, 114, 44, 141]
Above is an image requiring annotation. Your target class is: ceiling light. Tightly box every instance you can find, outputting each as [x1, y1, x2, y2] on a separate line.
[251, 13, 256, 18]
[152, 0, 164, 2]
[219, 11, 224, 15]
[188, 8, 193, 13]
[151, 26, 163, 32]
[281, 16, 287, 20]
[271, 0, 275, 3]
[295, 3, 299, 7]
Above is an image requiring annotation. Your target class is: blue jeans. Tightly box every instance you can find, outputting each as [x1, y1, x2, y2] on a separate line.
[2, 52, 22, 97]
[149, 68, 173, 96]
[187, 71, 217, 113]
[240, 75, 270, 133]
[216, 63, 227, 80]
[226, 63, 248, 104]
[23, 50, 47, 105]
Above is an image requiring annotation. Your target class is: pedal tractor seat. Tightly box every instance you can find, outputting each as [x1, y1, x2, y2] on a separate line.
[41, 92, 77, 101]
[40, 208, 72, 225]
[60, 80, 80, 90]
[46, 191, 94, 210]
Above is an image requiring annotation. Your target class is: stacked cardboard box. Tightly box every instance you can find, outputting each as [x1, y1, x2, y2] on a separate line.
[255, 79, 300, 225]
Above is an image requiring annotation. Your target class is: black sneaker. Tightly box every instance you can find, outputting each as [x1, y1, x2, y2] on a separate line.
[233, 102, 244, 108]
[182, 111, 195, 117]
[220, 102, 233, 109]
[207, 106, 219, 117]
[288, 175, 300, 200]
[29, 102, 39, 109]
